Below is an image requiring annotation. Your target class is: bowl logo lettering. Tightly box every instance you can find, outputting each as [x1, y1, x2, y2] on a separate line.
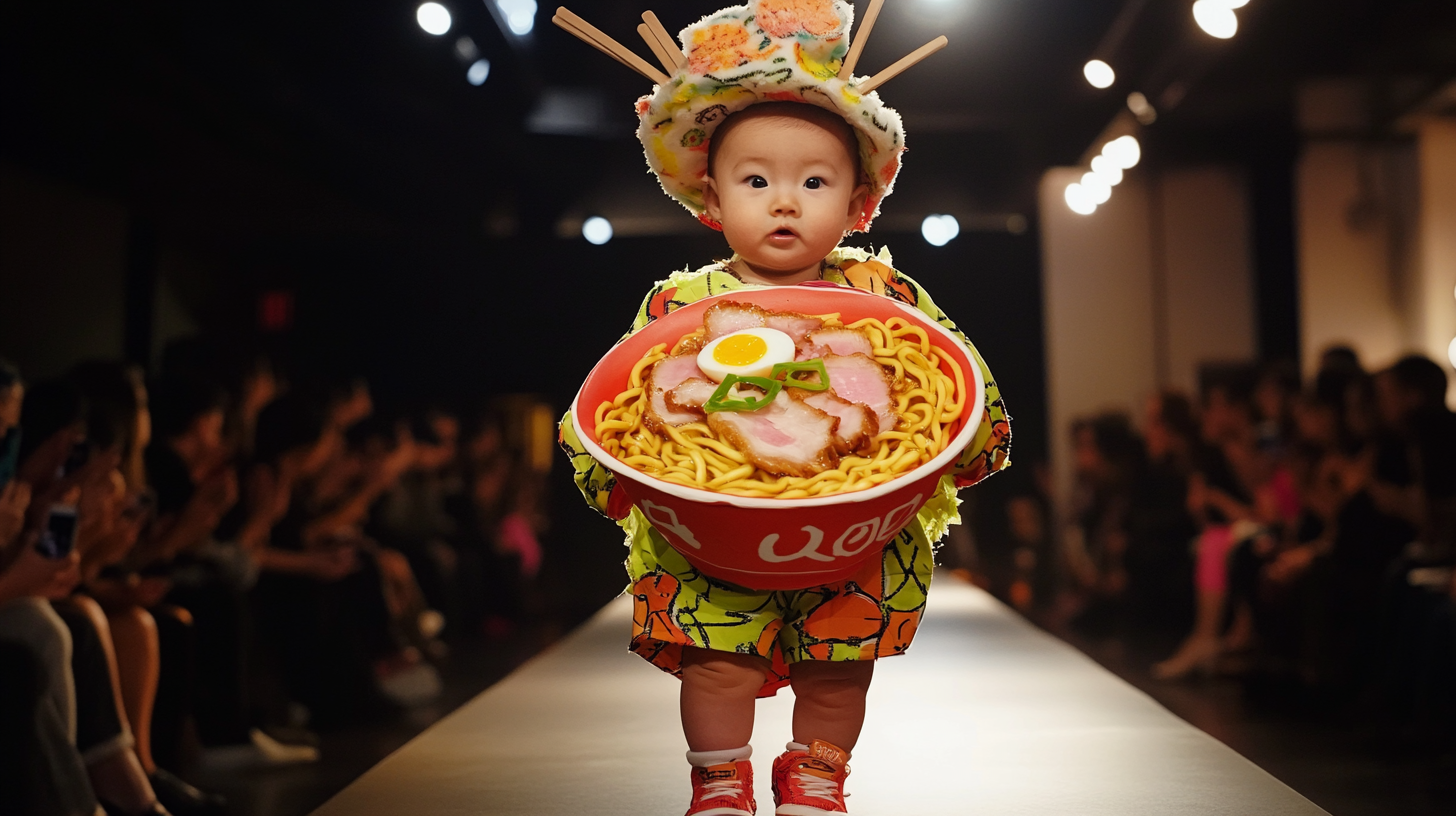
[759, 526, 833, 563]
[640, 500, 703, 550]
[753, 493, 925, 564]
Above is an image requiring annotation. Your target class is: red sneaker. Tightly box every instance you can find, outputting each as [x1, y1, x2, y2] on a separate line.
[686, 760, 756, 816]
[771, 740, 850, 815]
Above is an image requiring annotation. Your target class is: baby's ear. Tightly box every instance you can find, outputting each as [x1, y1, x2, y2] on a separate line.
[845, 181, 871, 230]
[702, 178, 723, 224]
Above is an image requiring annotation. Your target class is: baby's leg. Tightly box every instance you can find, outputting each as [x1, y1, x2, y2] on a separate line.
[787, 660, 874, 750]
[680, 647, 770, 751]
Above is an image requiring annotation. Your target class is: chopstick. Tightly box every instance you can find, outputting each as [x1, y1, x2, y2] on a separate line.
[637, 23, 678, 74]
[837, 0, 884, 80]
[552, 6, 670, 85]
[858, 35, 948, 93]
[642, 11, 686, 71]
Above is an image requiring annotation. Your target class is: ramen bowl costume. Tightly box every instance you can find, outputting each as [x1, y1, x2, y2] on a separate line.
[556, 2, 1010, 812]
[556, 4, 1013, 810]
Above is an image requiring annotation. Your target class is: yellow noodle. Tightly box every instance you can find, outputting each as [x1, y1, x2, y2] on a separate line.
[595, 315, 965, 498]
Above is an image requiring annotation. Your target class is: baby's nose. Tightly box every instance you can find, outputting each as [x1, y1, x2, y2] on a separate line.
[771, 193, 800, 216]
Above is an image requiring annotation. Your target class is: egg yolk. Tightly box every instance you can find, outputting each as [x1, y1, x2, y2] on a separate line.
[713, 334, 768, 367]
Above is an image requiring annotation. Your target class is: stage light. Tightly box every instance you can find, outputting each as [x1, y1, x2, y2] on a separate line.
[1127, 91, 1157, 125]
[1192, 0, 1238, 39]
[467, 59, 491, 85]
[417, 3, 452, 35]
[1083, 60, 1115, 89]
[1102, 135, 1141, 169]
[1081, 172, 1112, 205]
[1090, 155, 1123, 186]
[921, 214, 960, 247]
[495, 0, 537, 36]
[582, 216, 613, 245]
[1065, 183, 1097, 215]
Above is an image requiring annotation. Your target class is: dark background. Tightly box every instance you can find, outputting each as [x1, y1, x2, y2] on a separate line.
[3, 0, 1454, 608]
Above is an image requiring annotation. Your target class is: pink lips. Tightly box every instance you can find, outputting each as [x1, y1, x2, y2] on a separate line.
[767, 227, 798, 247]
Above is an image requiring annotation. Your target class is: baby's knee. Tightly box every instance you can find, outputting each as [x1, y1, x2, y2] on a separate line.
[788, 659, 873, 696]
[681, 648, 769, 694]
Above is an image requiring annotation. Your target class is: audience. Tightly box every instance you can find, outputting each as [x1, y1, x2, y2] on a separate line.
[1005, 347, 1456, 742]
[4, 328, 1451, 813]
[0, 344, 552, 815]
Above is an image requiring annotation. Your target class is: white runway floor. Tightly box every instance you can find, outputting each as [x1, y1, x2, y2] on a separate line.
[312, 574, 1329, 815]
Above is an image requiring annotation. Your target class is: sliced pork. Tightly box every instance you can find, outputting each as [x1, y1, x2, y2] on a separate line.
[799, 391, 877, 455]
[665, 378, 718, 414]
[822, 353, 900, 435]
[703, 301, 822, 344]
[643, 354, 709, 432]
[706, 390, 838, 478]
[799, 327, 873, 359]
[703, 302, 766, 340]
[764, 313, 824, 344]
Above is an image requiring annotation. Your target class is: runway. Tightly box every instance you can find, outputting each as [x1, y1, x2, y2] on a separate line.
[311, 574, 1328, 815]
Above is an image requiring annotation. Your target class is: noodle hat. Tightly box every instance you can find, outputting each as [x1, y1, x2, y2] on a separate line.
[553, 1, 948, 232]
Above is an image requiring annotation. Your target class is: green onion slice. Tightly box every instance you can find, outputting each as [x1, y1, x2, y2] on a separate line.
[705, 375, 783, 413]
[769, 359, 830, 392]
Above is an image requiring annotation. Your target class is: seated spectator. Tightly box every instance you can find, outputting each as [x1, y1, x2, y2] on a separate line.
[1056, 413, 1144, 635]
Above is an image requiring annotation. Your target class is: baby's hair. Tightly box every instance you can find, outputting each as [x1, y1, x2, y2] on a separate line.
[706, 102, 863, 182]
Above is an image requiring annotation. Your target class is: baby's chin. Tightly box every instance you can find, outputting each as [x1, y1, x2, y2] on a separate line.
[734, 241, 838, 274]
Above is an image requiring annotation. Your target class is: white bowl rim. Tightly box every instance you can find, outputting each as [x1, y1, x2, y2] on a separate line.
[570, 290, 987, 510]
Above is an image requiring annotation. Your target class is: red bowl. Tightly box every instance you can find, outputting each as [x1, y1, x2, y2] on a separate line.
[570, 284, 985, 590]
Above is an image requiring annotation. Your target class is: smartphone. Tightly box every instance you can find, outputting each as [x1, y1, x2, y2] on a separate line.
[36, 503, 79, 559]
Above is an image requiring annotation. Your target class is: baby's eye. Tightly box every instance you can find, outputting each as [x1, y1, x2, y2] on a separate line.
[804, 177, 823, 190]
[748, 176, 768, 188]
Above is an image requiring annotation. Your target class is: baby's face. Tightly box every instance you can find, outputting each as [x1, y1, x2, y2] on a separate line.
[704, 114, 868, 280]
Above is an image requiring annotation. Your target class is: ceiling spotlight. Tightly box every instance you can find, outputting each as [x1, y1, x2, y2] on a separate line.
[467, 59, 491, 86]
[921, 214, 960, 247]
[1081, 172, 1113, 205]
[455, 36, 479, 61]
[1192, 0, 1238, 39]
[417, 3, 452, 35]
[495, 0, 538, 36]
[1126, 91, 1157, 125]
[1090, 155, 1124, 186]
[1083, 60, 1116, 89]
[1102, 135, 1142, 170]
[582, 216, 613, 245]
[1065, 183, 1097, 216]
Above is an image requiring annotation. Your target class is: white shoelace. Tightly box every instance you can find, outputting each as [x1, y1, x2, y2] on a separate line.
[793, 770, 842, 802]
[700, 776, 745, 801]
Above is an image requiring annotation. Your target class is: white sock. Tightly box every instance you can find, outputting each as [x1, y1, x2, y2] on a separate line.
[686, 745, 752, 768]
[786, 741, 809, 753]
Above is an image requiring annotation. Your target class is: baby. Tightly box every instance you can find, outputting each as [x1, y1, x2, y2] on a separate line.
[558, 3, 1011, 814]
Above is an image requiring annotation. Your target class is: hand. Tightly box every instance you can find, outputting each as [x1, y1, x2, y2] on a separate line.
[247, 466, 292, 527]
[190, 467, 239, 524]
[1265, 545, 1316, 584]
[131, 575, 173, 607]
[0, 481, 32, 549]
[380, 430, 419, 482]
[0, 538, 81, 602]
[85, 574, 172, 608]
[307, 546, 357, 582]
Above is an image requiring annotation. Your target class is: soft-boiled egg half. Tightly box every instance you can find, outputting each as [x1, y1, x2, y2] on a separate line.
[697, 328, 797, 382]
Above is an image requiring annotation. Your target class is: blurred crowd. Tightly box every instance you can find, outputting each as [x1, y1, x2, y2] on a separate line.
[964, 347, 1456, 734]
[0, 343, 551, 816]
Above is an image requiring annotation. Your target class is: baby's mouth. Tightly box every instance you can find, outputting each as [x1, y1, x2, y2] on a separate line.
[770, 227, 797, 238]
